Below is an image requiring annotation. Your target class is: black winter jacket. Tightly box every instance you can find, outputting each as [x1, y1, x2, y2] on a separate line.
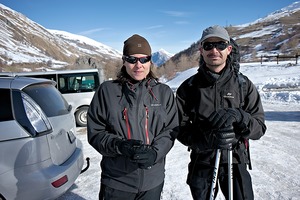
[87, 78, 178, 193]
[176, 63, 266, 166]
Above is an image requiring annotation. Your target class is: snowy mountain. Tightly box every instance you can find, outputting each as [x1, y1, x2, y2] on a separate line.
[151, 49, 174, 67]
[237, 1, 300, 26]
[0, 2, 299, 80]
[48, 29, 121, 58]
[0, 3, 122, 78]
[159, 1, 300, 79]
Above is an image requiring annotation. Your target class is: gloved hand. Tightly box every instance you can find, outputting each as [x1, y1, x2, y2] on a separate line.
[132, 145, 157, 169]
[208, 108, 243, 130]
[212, 126, 235, 150]
[115, 139, 143, 157]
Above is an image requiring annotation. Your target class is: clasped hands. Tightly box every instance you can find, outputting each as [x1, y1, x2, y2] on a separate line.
[207, 108, 245, 150]
[115, 139, 157, 169]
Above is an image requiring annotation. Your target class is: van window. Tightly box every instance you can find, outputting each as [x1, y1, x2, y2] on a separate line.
[0, 89, 13, 121]
[57, 72, 99, 93]
[23, 84, 70, 117]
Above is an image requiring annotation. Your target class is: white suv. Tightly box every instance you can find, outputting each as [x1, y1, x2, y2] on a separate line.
[0, 76, 84, 200]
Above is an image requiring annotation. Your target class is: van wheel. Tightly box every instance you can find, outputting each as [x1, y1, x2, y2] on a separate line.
[75, 106, 88, 127]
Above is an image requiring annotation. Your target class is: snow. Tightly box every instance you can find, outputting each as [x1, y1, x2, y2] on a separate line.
[236, 1, 300, 28]
[57, 60, 300, 200]
[0, 4, 122, 67]
[48, 29, 122, 58]
[2, 1, 299, 71]
[237, 24, 282, 39]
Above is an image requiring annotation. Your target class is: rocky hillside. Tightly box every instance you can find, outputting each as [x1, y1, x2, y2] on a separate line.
[0, 4, 122, 79]
[0, 2, 299, 80]
[157, 2, 300, 79]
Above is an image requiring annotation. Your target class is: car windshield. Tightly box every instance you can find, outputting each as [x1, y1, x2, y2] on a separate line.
[23, 83, 70, 117]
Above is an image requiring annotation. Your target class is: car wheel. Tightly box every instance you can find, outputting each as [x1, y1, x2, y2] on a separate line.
[75, 106, 88, 127]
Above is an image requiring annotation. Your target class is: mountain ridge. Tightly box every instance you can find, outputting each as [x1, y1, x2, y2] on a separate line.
[151, 49, 174, 67]
[157, 2, 300, 78]
[0, 2, 299, 80]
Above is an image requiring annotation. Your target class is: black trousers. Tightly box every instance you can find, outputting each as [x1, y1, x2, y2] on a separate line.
[99, 182, 164, 200]
[188, 164, 254, 200]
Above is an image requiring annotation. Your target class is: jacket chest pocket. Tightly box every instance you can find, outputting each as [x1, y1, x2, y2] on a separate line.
[147, 104, 167, 137]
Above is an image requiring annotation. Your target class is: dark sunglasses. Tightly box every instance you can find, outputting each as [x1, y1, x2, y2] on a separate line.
[123, 55, 151, 64]
[202, 41, 229, 51]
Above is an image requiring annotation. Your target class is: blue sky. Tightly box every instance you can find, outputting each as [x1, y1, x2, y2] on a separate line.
[1, 0, 297, 54]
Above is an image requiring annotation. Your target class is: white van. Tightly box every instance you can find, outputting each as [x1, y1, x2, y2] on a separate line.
[1, 68, 104, 127]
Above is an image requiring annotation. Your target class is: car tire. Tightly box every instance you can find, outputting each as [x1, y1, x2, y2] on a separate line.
[75, 106, 88, 127]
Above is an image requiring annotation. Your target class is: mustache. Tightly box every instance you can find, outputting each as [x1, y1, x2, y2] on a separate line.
[207, 53, 220, 57]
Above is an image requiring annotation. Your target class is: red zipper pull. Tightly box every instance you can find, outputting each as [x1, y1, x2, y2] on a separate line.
[123, 108, 131, 139]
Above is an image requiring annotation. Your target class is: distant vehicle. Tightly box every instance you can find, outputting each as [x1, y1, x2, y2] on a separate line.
[1, 68, 105, 127]
[0, 76, 84, 200]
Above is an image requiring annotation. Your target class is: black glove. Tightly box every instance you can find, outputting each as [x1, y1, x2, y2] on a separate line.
[208, 108, 243, 130]
[115, 139, 143, 157]
[132, 145, 157, 169]
[212, 126, 235, 150]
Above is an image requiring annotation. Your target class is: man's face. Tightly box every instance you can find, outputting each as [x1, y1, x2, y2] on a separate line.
[200, 37, 232, 73]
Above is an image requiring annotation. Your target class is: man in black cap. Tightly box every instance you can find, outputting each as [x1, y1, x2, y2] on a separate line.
[87, 34, 178, 200]
[176, 25, 266, 199]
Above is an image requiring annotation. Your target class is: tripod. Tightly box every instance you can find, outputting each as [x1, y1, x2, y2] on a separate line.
[209, 149, 233, 200]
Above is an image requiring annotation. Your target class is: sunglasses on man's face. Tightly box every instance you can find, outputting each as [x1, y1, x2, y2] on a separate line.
[202, 41, 229, 51]
[123, 55, 152, 64]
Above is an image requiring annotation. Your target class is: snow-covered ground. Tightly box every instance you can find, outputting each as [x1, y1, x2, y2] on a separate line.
[57, 61, 300, 200]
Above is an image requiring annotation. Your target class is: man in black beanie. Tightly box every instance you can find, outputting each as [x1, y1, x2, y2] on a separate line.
[87, 34, 179, 200]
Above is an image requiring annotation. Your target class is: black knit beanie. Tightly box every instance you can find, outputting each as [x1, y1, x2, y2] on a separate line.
[123, 34, 151, 56]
